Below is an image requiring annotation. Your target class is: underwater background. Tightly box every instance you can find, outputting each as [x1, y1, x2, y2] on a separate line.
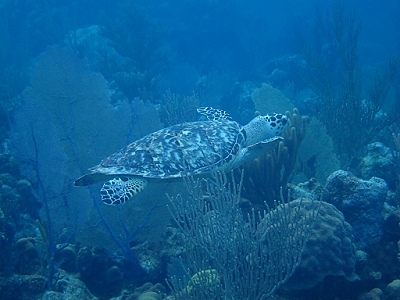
[0, 0, 400, 299]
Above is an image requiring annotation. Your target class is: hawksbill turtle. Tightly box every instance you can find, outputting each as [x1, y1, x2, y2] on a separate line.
[74, 107, 291, 205]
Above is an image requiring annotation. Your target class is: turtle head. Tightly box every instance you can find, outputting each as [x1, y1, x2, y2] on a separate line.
[243, 113, 291, 146]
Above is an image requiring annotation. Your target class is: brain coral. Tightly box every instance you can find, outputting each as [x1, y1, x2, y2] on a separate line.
[259, 198, 358, 290]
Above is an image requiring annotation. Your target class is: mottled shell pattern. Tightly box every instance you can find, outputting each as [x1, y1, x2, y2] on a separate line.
[90, 108, 245, 179]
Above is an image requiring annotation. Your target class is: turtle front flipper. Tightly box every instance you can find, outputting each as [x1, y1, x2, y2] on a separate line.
[232, 136, 283, 169]
[100, 177, 148, 205]
[247, 136, 283, 152]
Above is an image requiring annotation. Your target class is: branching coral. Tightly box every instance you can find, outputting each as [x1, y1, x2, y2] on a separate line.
[98, 4, 168, 102]
[114, 71, 160, 102]
[160, 90, 199, 126]
[302, 3, 399, 167]
[167, 172, 316, 299]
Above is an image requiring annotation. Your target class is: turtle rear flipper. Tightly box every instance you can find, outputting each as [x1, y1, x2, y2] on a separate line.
[100, 177, 148, 205]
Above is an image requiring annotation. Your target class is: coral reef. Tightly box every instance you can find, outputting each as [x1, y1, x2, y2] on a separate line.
[184, 269, 220, 297]
[0, 274, 47, 299]
[359, 288, 384, 300]
[0, 214, 15, 277]
[277, 199, 358, 290]
[41, 270, 98, 300]
[391, 131, 400, 205]
[54, 245, 77, 273]
[97, 4, 168, 102]
[360, 142, 397, 189]
[124, 282, 166, 300]
[383, 210, 400, 236]
[0, 173, 21, 217]
[114, 71, 159, 102]
[131, 241, 163, 282]
[297, 117, 340, 184]
[0, 2, 399, 300]
[160, 90, 199, 126]
[13, 237, 42, 275]
[360, 280, 400, 300]
[0, 171, 38, 218]
[288, 177, 325, 200]
[302, 4, 399, 167]
[77, 247, 125, 298]
[324, 170, 388, 249]
[167, 172, 316, 299]
[385, 279, 400, 300]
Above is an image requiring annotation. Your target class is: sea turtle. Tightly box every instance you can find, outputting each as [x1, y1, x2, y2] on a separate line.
[74, 107, 291, 205]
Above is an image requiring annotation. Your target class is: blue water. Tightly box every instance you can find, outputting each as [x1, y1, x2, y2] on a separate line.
[0, 1, 399, 299]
